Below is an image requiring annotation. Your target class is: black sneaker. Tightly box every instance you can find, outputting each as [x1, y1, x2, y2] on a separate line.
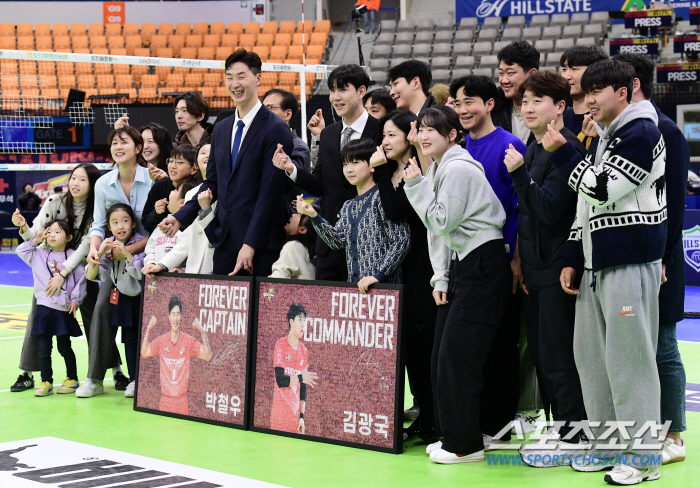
[113, 371, 129, 391]
[403, 404, 420, 422]
[10, 372, 34, 392]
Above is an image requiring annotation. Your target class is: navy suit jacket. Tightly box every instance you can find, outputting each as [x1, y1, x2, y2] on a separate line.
[174, 104, 294, 255]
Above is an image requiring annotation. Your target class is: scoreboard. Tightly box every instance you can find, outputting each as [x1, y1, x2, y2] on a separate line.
[0, 117, 90, 151]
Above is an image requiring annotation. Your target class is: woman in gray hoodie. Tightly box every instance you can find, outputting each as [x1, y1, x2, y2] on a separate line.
[404, 105, 513, 464]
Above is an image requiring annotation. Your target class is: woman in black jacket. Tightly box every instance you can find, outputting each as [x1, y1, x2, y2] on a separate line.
[370, 110, 437, 442]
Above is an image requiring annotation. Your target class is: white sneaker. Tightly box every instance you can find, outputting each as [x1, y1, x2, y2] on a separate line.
[571, 453, 615, 472]
[520, 440, 586, 467]
[75, 379, 104, 398]
[124, 381, 135, 398]
[604, 464, 660, 485]
[512, 410, 544, 434]
[661, 438, 685, 465]
[426, 440, 443, 455]
[430, 448, 485, 464]
[483, 434, 512, 452]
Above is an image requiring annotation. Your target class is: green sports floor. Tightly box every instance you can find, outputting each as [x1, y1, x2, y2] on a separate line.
[1, 282, 698, 488]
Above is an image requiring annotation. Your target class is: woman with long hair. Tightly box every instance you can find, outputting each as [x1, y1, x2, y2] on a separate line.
[370, 110, 438, 442]
[9, 163, 101, 393]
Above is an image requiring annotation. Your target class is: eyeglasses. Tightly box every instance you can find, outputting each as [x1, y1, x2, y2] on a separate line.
[167, 159, 191, 167]
[265, 104, 282, 111]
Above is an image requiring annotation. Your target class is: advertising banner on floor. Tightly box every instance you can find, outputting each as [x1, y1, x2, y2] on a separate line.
[135, 273, 253, 429]
[251, 279, 404, 453]
[609, 37, 659, 55]
[657, 62, 700, 83]
[674, 35, 700, 54]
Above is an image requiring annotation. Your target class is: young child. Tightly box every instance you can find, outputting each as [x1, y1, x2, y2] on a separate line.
[142, 179, 199, 274]
[403, 105, 511, 465]
[86, 203, 146, 399]
[296, 138, 411, 293]
[17, 220, 86, 397]
[502, 71, 587, 467]
[544, 59, 666, 484]
[270, 211, 319, 280]
[141, 145, 201, 234]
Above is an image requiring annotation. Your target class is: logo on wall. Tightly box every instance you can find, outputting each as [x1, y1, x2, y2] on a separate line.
[683, 225, 700, 272]
[476, 0, 509, 17]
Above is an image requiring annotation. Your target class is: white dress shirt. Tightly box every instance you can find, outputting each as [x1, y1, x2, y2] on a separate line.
[289, 109, 369, 181]
[231, 100, 263, 153]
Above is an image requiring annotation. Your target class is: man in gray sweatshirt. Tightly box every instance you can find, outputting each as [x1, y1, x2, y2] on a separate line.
[404, 106, 513, 464]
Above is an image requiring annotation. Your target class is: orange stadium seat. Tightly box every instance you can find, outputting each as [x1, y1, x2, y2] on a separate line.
[156, 47, 174, 59]
[269, 46, 287, 62]
[38, 62, 55, 77]
[198, 47, 215, 60]
[17, 24, 33, 37]
[203, 73, 220, 87]
[108, 36, 125, 51]
[257, 34, 274, 47]
[94, 59, 112, 76]
[220, 34, 238, 48]
[287, 45, 304, 61]
[58, 75, 75, 89]
[175, 23, 191, 36]
[172, 65, 189, 76]
[239, 34, 255, 50]
[261, 72, 279, 85]
[88, 24, 104, 37]
[279, 21, 296, 34]
[297, 20, 313, 34]
[186, 35, 203, 47]
[309, 33, 328, 46]
[158, 23, 174, 36]
[275, 33, 292, 47]
[71, 36, 89, 50]
[116, 75, 133, 89]
[156, 65, 173, 81]
[201, 85, 215, 101]
[1, 59, 19, 73]
[169, 35, 185, 56]
[133, 47, 150, 57]
[150, 34, 168, 50]
[185, 73, 203, 87]
[90, 36, 107, 50]
[105, 24, 122, 37]
[215, 47, 231, 60]
[19, 62, 37, 75]
[17, 36, 35, 51]
[307, 45, 325, 61]
[180, 47, 197, 60]
[193, 23, 209, 36]
[315, 20, 331, 34]
[284, 59, 301, 64]
[23, 87, 40, 98]
[0, 24, 14, 36]
[228, 22, 244, 36]
[35, 24, 51, 37]
[70, 24, 86, 37]
[215, 85, 229, 98]
[252, 46, 270, 60]
[79, 75, 97, 90]
[262, 21, 278, 35]
[54, 37, 71, 50]
[139, 88, 158, 102]
[123, 23, 139, 37]
[36, 37, 52, 50]
[203, 34, 220, 48]
[141, 23, 157, 44]
[210, 22, 226, 37]
[53, 24, 69, 37]
[96, 75, 115, 89]
[40, 75, 58, 90]
[0, 37, 16, 49]
[140, 74, 159, 89]
[292, 33, 309, 46]
[125, 35, 142, 55]
[42, 87, 60, 100]
[245, 22, 261, 36]
[20, 74, 38, 87]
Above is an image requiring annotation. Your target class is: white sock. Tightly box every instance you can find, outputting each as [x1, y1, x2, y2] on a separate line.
[112, 367, 122, 376]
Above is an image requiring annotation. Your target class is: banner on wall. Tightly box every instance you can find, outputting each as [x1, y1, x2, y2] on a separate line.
[135, 274, 253, 429]
[103, 2, 125, 24]
[251, 279, 404, 453]
[457, 0, 614, 20]
[609, 36, 659, 55]
[674, 35, 700, 53]
[657, 62, 700, 82]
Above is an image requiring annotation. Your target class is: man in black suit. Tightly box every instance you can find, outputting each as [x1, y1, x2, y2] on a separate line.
[615, 53, 690, 463]
[160, 49, 293, 277]
[272, 65, 379, 281]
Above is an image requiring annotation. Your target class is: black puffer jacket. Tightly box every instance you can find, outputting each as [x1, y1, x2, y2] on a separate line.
[509, 127, 585, 288]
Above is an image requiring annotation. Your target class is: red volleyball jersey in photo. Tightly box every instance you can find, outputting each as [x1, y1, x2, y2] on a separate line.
[150, 332, 202, 398]
[270, 336, 308, 433]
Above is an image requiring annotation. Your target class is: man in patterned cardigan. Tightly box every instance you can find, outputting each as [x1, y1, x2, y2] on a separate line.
[295, 138, 410, 294]
[543, 59, 667, 485]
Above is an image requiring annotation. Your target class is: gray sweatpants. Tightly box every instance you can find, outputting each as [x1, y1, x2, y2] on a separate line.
[86, 282, 123, 381]
[574, 263, 662, 468]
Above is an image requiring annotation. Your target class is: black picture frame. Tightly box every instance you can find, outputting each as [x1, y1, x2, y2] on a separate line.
[134, 272, 254, 430]
[249, 278, 405, 454]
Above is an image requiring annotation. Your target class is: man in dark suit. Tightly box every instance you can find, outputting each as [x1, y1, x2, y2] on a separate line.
[272, 65, 379, 281]
[160, 49, 293, 277]
[615, 53, 690, 463]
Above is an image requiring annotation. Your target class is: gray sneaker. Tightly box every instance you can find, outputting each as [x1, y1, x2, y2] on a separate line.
[604, 464, 660, 485]
[124, 381, 135, 398]
[75, 379, 104, 398]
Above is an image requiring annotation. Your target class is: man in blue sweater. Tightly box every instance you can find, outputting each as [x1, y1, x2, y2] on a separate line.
[544, 59, 667, 485]
[614, 53, 689, 466]
[503, 71, 587, 467]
